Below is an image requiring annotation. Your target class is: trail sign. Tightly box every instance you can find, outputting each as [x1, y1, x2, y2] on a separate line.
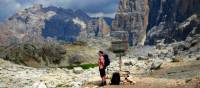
[111, 40, 128, 56]
[111, 31, 128, 54]
[111, 31, 129, 71]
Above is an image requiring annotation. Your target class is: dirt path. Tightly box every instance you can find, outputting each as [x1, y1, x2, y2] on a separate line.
[82, 77, 186, 88]
[82, 60, 200, 88]
[148, 60, 200, 79]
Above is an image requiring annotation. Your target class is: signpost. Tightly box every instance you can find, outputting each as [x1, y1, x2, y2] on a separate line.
[111, 31, 128, 71]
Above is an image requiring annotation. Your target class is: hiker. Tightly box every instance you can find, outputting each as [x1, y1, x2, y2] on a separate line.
[98, 51, 106, 86]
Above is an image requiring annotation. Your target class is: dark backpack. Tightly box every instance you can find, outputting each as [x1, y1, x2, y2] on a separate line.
[103, 54, 110, 68]
[111, 72, 120, 85]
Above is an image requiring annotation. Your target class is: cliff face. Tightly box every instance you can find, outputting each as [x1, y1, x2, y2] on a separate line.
[0, 4, 113, 46]
[113, 0, 200, 45]
[87, 17, 111, 38]
[147, 0, 200, 44]
[112, 0, 149, 46]
[0, 4, 48, 46]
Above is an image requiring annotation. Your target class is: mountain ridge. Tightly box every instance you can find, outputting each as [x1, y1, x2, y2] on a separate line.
[0, 4, 112, 46]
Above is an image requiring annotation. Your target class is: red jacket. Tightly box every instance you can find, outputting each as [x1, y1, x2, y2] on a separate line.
[98, 55, 105, 69]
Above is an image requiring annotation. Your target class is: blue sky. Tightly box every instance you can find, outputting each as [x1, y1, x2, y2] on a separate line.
[0, 0, 120, 21]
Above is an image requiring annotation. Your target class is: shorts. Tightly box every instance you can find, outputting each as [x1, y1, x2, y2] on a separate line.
[99, 68, 106, 77]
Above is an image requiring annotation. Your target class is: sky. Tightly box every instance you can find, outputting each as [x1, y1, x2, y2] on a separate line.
[0, 0, 120, 22]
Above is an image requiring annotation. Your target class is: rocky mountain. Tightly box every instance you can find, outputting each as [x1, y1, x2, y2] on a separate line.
[0, 4, 112, 46]
[0, 4, 46, 46]
[112, 0, 149, 46]
[87, 17, 111, 38]
[112, 0, 200, 46]
[146, 0, 200, 44]
[0, 4, 113, 67]
[0, 1, 200, 88]
[41, 6, 92, 42]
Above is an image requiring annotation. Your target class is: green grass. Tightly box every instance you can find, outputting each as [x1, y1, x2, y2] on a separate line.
[80, 64, 98, 69]
[60, 64, 98, 69]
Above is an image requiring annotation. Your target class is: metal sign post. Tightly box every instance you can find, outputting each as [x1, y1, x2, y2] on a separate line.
[119, 53, 122, 71]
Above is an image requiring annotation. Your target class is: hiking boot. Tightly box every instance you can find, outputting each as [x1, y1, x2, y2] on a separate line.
[99, 80, 106, 86]
[99, 82, 104, 87]
[104, 81, 107, 85]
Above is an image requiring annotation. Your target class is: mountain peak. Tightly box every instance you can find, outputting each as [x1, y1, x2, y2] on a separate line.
[74, 9, 91, 21]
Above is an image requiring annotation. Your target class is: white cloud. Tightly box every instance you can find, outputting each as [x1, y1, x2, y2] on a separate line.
[0, 0, 119, 21]
[72, 17, 87, 29]
[88, 12, 116, 18]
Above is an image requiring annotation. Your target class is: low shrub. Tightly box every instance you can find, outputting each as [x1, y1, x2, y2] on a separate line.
[60, 63, 98, 69]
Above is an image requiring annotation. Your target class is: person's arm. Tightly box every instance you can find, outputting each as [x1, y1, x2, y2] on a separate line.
[98, 58, 101, 68]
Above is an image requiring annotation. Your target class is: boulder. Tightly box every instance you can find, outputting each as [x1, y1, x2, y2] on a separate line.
[69, 54, 83, 65]
[124, 61, 133, 66]
[148, 53, 154, 57]
[156, 43, 165, 50]
[172, 56, 183, 62]
[73, 67, 84, 74]
[127, 76, 136, 84]
[164, 58, 173, 63]
[150, 61, 162, 70]
[138, 56, 149, 60]
[32, 82, 47, 88]
[196, 57, 200, 60]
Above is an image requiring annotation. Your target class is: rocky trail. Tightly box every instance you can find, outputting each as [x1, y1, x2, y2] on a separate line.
[83, 60, 200, 88]
[0, 43, 200, 88]
[0, 0, 200, 88]
[0, 58, 100, 88]
[0, 54, 200, 88]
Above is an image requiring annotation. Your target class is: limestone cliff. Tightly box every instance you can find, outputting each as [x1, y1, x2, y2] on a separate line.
[112, 0, 149, 46]
[87, 17, 111, 38]
[147, 0, 200, 44]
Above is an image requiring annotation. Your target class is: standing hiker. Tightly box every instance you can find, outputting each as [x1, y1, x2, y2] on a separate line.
[98, 51, 110, 86]
[98, 51, 106, 86]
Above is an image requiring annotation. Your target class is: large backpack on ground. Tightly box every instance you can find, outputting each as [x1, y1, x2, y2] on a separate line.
[103, 54, 110, 68]
[111, 72, 120, 85]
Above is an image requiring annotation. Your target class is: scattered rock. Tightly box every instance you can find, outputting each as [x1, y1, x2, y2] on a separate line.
[185, 78, 192, 83]
[148, 53, 154, 57]
[156, 43, 165, 50]
[73, 67, 84, 74]
[196, 57, 200, 60]
[150, 61, 162, 70]
[138, 56, 149, 60]
[69, 54, 83, 65]
[172, 56, 183, 62]
[32, 82, 47, 88]
[164, 58, 173, 63]
[120, 77, 125, 82]
[124, 61, 133, 66]
[127, 76, 136, 84]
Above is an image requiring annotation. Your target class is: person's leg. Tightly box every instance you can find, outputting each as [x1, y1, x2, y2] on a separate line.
[99, 69, 105, 86]
[101, 77, 104, 85]
[103, 76, 106, 85]
[103, 69, 106, 85]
